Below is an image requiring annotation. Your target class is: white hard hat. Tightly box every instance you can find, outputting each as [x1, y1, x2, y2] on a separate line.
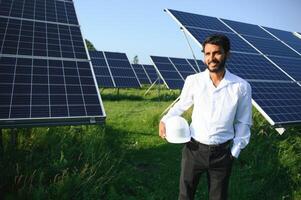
[165, 116, 191, 144]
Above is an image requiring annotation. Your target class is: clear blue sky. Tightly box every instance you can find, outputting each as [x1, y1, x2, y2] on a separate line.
[74, 0, 301, 64]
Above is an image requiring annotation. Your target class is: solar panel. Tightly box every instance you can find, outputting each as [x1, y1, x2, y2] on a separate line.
[131, 64, 152, 84]
[168, 9, 231, 32]
[143, 64, 159, 83]
[227, 53, 291, 81]
[169, 57, 197, 79]
[267, 56, 301, 81]
[89, 51, 115, 87]
[242, 35, 300, 58]
[104, 51, 141, 88]
[251, 81, 301, 125]
[219, 19, 301, 58]
[185, 26, 258, 54]
[151, 56, 203, 89]
[216, 20, 301, 82]
[0, 0, 105, 128]
[263, 27, 301, 55]
[166, 9, 301, 126]
[151, 56, 184, 89]
[221, 19, 275, 39]
[89, 50, 141, 88]
[186, 59, 206, 72]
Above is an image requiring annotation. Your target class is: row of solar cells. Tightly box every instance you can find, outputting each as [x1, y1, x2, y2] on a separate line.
[88, 50, 205, 89]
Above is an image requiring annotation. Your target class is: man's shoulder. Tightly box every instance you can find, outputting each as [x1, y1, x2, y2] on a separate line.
[228, 71, 250, 87]
[228, 72, 251, 95]
[186, 71, 206, 81]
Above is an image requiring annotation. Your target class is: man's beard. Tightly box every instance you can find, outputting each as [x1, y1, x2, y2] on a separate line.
[206, 58, 227, 73]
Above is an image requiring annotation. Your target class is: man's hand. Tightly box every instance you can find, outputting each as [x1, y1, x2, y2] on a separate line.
[159, 121, 166, 139]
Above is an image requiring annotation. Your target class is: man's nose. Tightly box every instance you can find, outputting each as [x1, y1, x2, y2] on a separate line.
[208, 54, 214, 62]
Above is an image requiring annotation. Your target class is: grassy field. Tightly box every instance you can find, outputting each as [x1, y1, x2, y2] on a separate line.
[1, 86, 301, 199]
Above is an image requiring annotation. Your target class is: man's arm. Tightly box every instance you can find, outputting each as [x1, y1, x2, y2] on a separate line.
[159, 76, 194, 138]
[231, 82, 252, 158]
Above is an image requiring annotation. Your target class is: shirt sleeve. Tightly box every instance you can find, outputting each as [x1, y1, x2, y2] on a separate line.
[231, 82, 252, 158]
[161, 76, 194, 123]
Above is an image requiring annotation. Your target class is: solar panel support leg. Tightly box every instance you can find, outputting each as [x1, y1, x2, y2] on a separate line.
[144, 78, 159, 96]
[275, 127, 286, 135]
[181, 27, 201, 72]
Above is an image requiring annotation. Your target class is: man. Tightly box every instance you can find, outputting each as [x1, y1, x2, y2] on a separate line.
[159, 34, 252, 200]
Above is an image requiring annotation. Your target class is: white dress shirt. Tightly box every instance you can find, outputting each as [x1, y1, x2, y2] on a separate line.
[161, 69, 252, 158]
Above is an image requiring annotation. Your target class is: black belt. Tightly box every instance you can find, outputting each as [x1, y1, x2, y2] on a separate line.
[190, 138, 231, 150]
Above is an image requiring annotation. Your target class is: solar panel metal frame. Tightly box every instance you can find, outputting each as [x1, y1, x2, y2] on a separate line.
[0, 0, 106, 128]
[294, 32, 301, 39]
[165, 8, 301, 126]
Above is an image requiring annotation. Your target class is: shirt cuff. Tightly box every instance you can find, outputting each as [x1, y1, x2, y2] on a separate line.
[160, 115, 169, 124]
[231, 145, 241, 158]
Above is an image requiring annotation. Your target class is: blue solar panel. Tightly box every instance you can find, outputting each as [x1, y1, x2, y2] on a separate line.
[186, 27, 258, 54]
[89, 50, 141, 88]
[251, 81, 301, 125]
[169, 57, 197, 79]
[0, 17, 88, 59]
[143, 64, 159, 83]
[0, 0, 105, 127]
[151, 56, 184, 89]
[168, 9, 232, 32]
[243, 36, 300, 58]
[221, 19, 274, 39]
[103, 51, 141, 88]
[227, 53, 291, 81]
[267, 56, 301, 81]
[263, 27, 301, 55]
[264, 27, 301, 44]
[89, 51, 115, 88]
[151, 56, 205, 89]
[0, 0, 78, 25]
[186, 59, 206, 72]
[132, 64, 152, 84]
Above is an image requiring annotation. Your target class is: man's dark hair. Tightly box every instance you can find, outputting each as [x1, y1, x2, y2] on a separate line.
[202, 34, 230, 53]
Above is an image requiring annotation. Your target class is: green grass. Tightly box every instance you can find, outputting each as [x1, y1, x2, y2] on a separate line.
[1, 86, 301, 199]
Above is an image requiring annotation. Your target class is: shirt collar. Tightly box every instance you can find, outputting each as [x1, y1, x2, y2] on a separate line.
[204, 68, 235, 89]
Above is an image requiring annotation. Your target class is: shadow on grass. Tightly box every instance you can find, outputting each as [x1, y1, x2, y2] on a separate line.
[0, 125, 122, 200]
[103, 125, 299, 200]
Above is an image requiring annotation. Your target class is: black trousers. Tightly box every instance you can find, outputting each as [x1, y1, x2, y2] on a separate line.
[179, 139, 234, 200]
